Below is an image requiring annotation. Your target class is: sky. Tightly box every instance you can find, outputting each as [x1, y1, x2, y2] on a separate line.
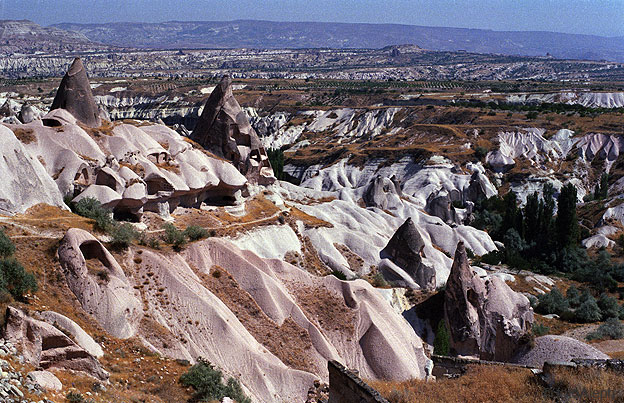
[0, 0, 623, 37]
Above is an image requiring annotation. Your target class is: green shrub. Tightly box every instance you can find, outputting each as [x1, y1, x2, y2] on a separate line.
[575, 293, 602, 323]
[0, 229, 15, 258]
[162, 223, 187, 251]
[180, 358, 251, 403]
[331, 270, 347, 281]
[586, 317, 624, 340]
[0, 258, 37, 299]
[566, 285, 581, 308]
[473, 146, 488, 161]
[0, 232, 37, 300]
[371, 271, 389, 288]
[536, 288, 569, 316]
[72, 197, 115, 233]
[109, 223, 139, 250]
[433, 320, 450, 356]
[532, 322, 550, 336]
[183, 225, 209, 241]
[598, 293, 620, 320]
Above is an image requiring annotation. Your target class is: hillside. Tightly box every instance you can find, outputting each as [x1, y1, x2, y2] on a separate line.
[55, 19, 624, 62]
[0, 19, 106, 54]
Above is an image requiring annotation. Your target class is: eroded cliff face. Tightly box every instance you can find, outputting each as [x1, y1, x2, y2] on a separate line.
[56, 228, 428, 402]
[444, 242, 534, 361]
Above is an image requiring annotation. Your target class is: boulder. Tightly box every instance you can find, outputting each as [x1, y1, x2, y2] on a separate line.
[190, 75, 274, 184]
[444, 241, 533, 361]
[380, 218, 436, 290]
[3, 306, 108, 381]
[50, 57, 102, 128]
[512, 335, 609, 368]
[38, 311, 104, 358]
[18, 104, 42, 124]
[26, 370, 62, 392]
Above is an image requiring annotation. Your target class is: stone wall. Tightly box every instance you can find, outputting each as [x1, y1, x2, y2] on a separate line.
[328, 360, 388, 403]
[432, 354, 535, 378]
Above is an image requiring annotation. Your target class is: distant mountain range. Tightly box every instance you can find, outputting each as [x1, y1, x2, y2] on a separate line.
[54, 20, 624, 62]
[0, 20, 106, 53]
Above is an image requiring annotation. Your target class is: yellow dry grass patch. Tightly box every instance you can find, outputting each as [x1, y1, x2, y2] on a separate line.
[369, 365, 542, 403]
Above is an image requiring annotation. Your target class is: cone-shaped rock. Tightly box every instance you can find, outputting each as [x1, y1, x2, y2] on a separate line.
[191, 75, 274, 184]
[51, 58, 101, 128]
[380, 217, 436, 290]
[444, 241, 533, 361]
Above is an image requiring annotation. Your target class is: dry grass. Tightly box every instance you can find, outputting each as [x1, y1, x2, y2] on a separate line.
[369, 365, 542, 403]
[545, 366, 624, 402]
[199, 266, 321, 374]
[370, 364, 624, 403]
[11, 127, 35, 144]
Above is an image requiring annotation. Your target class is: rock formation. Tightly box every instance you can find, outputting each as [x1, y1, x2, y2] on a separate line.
[55, 228, 429, 402]
[512, 335, 609, 368]
[190, 75, 275, 184]
[363, 175, 402, 209]
[3, 306, 108, 381]
[425, 191, 459, 225]
[58, 228, 142, 339]
[380, 218, 436, 290]
[50, 57, 101, 128]
[0, 125, 65, 215]
[3, 93, 247, 218]
[444, 241, 533, 361]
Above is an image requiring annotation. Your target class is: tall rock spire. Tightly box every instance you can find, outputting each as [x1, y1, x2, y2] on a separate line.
[380, 217, 436, 290]
[191, 75, 274, 184]
[51, 58, 101, 128]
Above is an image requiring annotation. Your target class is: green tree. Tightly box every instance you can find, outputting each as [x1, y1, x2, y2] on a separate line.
[524, 192, 540, 245]
[598, 293, 621, 320]
[594, 173, 609, 200]
[556, 183, 579, 249]
[267, 148, 284, 180]
[433, 320, 450, 356]
[536, 287, 569, 315]
[566, 285, 581, 307]
[0, 229, 15, 258]
[575, 293, 602, 323]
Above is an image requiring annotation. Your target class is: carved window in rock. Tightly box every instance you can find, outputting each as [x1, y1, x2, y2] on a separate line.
[74, 168, 90, 186]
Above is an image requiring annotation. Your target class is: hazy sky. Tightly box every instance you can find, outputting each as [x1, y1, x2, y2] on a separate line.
[1, 0, 623, 37]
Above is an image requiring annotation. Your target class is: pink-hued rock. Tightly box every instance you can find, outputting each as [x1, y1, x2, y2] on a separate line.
[380, 217, 436, 290]
[3, 306, 108, 381]
[444, 241, 534, 361]
[58, 228, 142, 339]
[56, 227, 428, 402]
[50, 58, 101, 128]
[191, 75, 275, 185]
[27, 370, 63, 391]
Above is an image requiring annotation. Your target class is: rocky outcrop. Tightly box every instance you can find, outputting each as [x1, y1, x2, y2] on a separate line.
[50, 58, 101, 128]
[55, 227, 428, 402]
[425, 191, 459, 224]
[26, 371, 62, 392]
[38, 311, 104, 358]
[380, 218, 436, 290]
[3, 306, 108, 381]
[58, 228, 142, 339]
[0, 125, 66, 215]
[512, 335, 609, 368]
[363, 175, 401, 209]
[444, 242, 533, 361]
[191, 75, 275, 184]
[328, 360, 388, 403]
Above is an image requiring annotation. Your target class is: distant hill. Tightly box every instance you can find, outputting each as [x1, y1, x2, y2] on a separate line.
[0, 20, 105, 53]
[54, 20, 624, 62]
